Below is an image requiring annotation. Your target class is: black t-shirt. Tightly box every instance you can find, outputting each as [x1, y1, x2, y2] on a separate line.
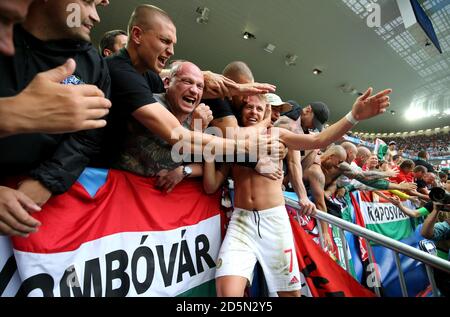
[0, 25, 110, 194]
[106, 48, 164, 115]
[416, 179, 427, 189]
[101, 48, 165, 165]
[205, 98, 236, 121]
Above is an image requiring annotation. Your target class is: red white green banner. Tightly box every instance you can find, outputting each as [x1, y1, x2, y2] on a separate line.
[7, 169, 222, 297]
[353, 191, 413, 242]
[289, 215, 375, 297]
[1, 169, 375, 297]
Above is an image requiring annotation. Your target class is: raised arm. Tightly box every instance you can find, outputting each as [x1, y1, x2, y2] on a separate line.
[132, 103, 270, 157]
[389, 196, 423, 218]
[279, 88, 391, 151]
[421, 204, 440, 239]
[202, 71, 276, 99]
[339, 162, 397, 181]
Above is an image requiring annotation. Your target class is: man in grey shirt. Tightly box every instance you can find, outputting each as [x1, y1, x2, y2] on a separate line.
[115, 61, 212, 192]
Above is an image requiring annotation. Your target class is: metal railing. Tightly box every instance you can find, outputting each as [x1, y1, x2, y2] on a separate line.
[285, 197, 450, 297]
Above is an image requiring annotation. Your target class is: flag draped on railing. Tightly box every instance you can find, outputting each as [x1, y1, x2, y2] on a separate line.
[3, 169, 221, 297]
[0, 168, 429, 297]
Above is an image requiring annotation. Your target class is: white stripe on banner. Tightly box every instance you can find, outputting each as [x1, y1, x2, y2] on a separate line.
[358, 201, 409, 225]
[0, 236, 22, 297]
[13, 215, 221, 297]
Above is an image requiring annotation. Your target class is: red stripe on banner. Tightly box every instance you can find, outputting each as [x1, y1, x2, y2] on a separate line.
[358, 191, 373, 203]
[12, 170, 221, 254]
[359, 190, 399, 204]
[289, 214, 375, 297]
[350, 192, 369, 262]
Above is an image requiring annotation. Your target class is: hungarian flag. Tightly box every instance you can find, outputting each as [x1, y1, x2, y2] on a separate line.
[7, 168, 222, 297]
[289, 215, 375, 297]
[352, 191, 413, 242]
[350, 192, 369, 261]
[373, 139, 388, 161]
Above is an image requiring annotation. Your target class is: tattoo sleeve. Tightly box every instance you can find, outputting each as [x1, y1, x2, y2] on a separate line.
[339, 162, 390, 181]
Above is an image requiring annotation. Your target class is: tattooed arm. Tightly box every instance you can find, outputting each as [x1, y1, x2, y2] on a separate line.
[338, 162, 396, 181]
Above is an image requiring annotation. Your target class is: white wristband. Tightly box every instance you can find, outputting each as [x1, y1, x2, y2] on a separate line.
[345, 111, 359, 126]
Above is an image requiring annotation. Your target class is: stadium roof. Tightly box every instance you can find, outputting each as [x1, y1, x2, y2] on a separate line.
[93, 0, 450, 133]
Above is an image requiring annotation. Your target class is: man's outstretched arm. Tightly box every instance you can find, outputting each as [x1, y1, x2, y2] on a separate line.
[339, 162, 397, 181]
[279, 88, 391, 151]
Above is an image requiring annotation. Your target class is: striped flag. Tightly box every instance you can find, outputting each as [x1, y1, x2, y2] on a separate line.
[373, 138, 388, 161]
[352, 191, 413, 242]
[289, 215, 375, 297]
[7, 168, 222, 297]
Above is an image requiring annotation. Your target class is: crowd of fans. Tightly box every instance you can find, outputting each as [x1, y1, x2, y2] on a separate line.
[384, 134, 449, 157]
[0, 0, 448, 298]
[351, 132, 450, 157]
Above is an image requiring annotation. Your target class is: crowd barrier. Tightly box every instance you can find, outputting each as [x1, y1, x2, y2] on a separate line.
[1, 168, 449, 297]
[285, 190, 450, 297]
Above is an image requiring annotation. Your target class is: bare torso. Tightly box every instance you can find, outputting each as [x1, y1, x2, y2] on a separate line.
[232, 162, 285, 211]
[323, 165, 342, 186]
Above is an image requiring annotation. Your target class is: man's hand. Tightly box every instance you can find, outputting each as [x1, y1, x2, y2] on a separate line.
[398, 182, 417, 191]
[236, 129, 284, 162]
[1, 59, 111, 137]
[0, 186, 41, 237]
[390, 196, 402, 207]
[351, 87, 392, 121]
[255, 157, 283, 180]
[336, 187, 347, 199]
[230, 82, 277, 98]
[384, 168, 399, 178]
[18, 179, 52, 207]
[202, 71, 276, 99]
[298, 197, 316, 217]
[190, 103, 213, 131]
[203, 71, 235, 98]
[408, 196, 422, 206]
[322, 231, 335, 253]
[156, 167, 185, 193]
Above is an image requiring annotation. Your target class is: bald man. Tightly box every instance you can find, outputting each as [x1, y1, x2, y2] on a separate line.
[102, 5, 280, 168]
[205, 61, 285, 180]
[114, 61, 211, 193]
[208, 61, 272, 134]
[334, 144, 417, 197]
[337, 142, 398, 186]
[302, 145, 347, 250]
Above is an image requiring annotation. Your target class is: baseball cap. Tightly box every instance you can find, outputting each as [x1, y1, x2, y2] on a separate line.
[281, 100, 302, 121]
[265, 93, 293, 113]
[309, 102, 330, 132]
[389, 141, 396, 146]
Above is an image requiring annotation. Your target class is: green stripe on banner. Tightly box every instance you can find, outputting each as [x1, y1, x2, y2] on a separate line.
[176, 280, 216, 297]
[341, 192, 354, 223]
[437, 249, 448, 261]
[331, 225, 357, 279]
[357, 192, 414, 243]
[365, 223, 412, 243]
